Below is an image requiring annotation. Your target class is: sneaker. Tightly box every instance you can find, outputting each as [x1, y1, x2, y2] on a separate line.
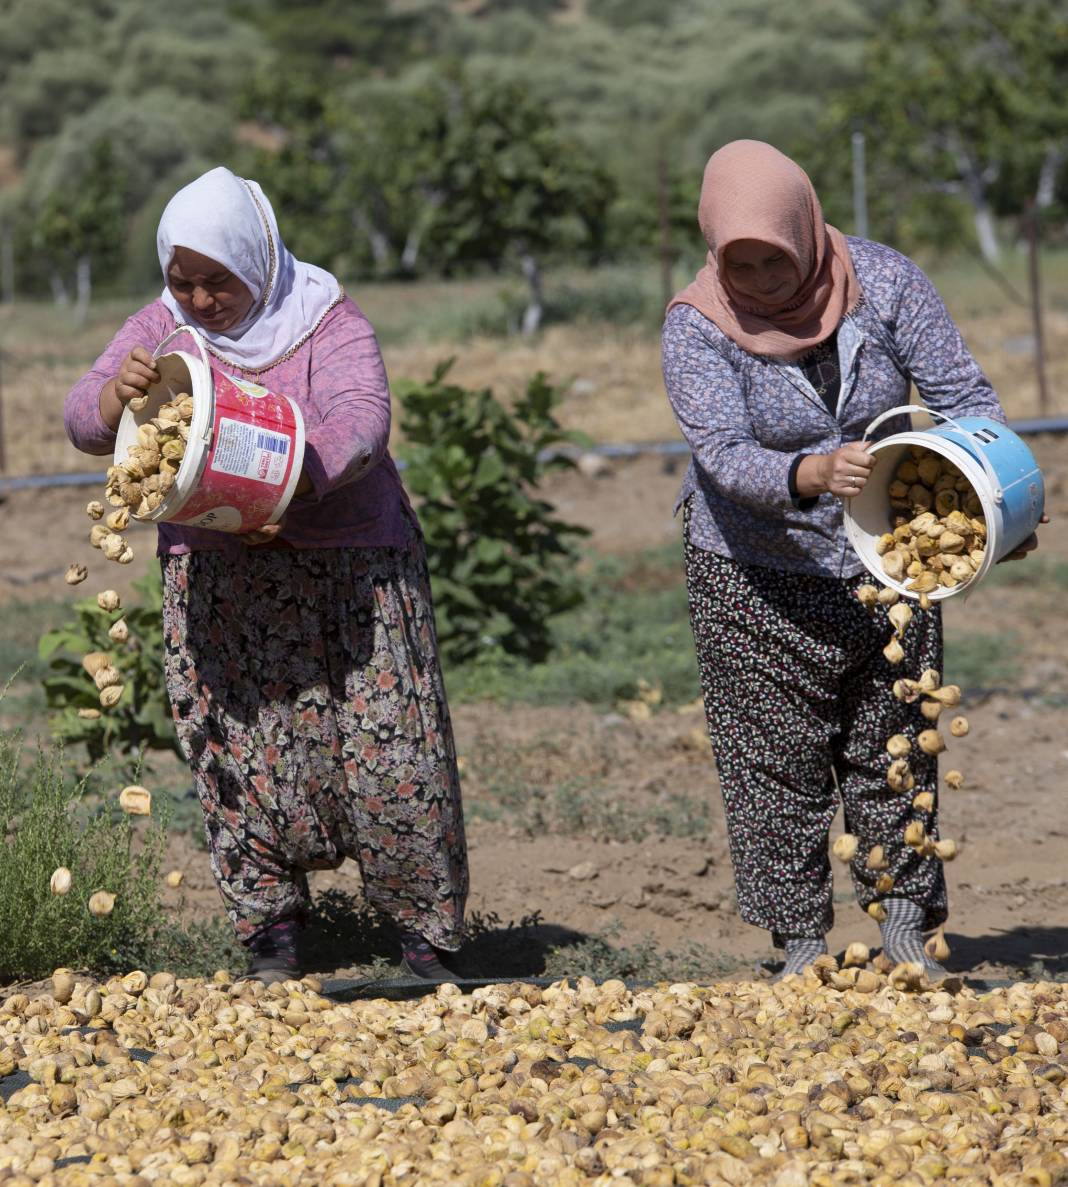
[399, 929, 460, 982]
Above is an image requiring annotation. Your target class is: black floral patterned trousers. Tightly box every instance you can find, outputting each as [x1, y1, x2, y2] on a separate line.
[684, 533, 948, 943]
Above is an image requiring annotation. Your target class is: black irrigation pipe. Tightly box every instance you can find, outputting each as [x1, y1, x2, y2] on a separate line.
[3, 415, 1068, 497]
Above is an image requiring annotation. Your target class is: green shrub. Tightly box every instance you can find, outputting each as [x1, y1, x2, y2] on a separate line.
[38, 568, 178, 774]
[0, 704, 245, 981]
[0, 745, 159, 981]
[397, 361, 590, 664]
[448, 545, 701, 709]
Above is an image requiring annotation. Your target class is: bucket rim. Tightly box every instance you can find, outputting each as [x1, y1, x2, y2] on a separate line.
[844, 431, 998, 600]
[114, 347, 213, 524]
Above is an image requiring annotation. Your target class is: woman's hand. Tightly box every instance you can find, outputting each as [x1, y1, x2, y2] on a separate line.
[99, 346, 160, 431]
[115, 347, 161, 406]
[240, 466, 312, 544]
[240, 522, 285, 546]
[999, 513, 1049, 562]
[796, 443, 875, 500]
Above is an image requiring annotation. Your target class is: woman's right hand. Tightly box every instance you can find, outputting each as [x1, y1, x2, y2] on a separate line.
[99, 346, 160, 431]
[797, 443, 875, 500]
[114, 347, 161, 406]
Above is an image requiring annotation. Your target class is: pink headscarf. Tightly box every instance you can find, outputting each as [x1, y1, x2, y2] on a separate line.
[668, 140, 860, 362]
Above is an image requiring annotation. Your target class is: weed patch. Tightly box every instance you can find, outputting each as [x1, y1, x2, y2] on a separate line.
[944, 630, 1021, 690]
[0, 709, 240, 983]
[448, 546, 699, 709]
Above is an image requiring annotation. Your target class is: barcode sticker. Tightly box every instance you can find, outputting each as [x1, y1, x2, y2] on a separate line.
[211, 418, 290, 486]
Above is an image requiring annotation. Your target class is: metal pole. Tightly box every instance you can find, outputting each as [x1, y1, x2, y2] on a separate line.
[657, 143, 674, 310]
[0, 224, 12, 307]
[851, 130, 869, 239]
[0, 346, 6, 475]
[1025, 200, 1051, 416]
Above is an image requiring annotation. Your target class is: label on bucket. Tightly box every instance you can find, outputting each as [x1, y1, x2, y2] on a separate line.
[210, 418, 291, 486]
[166, 363, 304, 534]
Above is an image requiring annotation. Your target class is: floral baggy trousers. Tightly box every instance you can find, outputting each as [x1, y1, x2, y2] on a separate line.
[161, 537, 468, 950]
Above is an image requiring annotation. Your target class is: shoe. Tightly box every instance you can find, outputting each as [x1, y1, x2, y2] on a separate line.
[243, 917, 302, 985]
[399, 929, 461, 982]
[246, 952, 301, 986]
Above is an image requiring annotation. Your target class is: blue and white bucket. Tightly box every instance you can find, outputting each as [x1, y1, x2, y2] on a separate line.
[844, 404, 1045, 600]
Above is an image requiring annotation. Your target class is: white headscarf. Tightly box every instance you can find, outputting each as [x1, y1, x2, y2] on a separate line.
[157, 166, 342, 370]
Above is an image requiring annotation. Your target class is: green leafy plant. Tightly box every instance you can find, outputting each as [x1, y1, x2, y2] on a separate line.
[0, 702, 245, 981]
[397, 361, 590, 664]
[39, 568, 177, 770]
[0, 709, 155, 979]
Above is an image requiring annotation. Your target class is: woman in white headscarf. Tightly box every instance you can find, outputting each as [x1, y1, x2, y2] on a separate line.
[66, 167, 468, 984]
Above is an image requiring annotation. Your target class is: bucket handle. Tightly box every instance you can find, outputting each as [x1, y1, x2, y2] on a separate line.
[152, 324, 210, 368]
[862, 403, 1003, 504]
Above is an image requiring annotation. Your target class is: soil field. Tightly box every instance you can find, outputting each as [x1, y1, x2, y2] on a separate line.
[2, 436, 1067, 985]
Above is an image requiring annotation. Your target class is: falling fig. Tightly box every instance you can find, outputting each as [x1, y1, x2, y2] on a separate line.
[832, 834, 859, 863]
[944, 770, 965, 790]
[82, 652, 111, 677]
[888, 603, 913, 638]
[886, 734, 911, 759]
[842, 942, 870, 968]
[917, 729, 946, 756]
[892, 679, 922, 703]
[925, 928, 951, 962]
[866, 845, 889, 871]
[118, 785, 152, 816]
[856, 585, 879, 609]
[887, 758, 915, 794]
[949, 715, 969, 737]
[88, 891, 115, 917]
[904, 820, 927, 850]
[919, 700, 944, 722]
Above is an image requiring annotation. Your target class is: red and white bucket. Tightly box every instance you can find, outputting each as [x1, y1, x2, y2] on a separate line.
[114, 326, 305, 533]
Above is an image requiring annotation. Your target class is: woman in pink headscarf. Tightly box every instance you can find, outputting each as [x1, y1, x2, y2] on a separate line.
[66, 167, 468, 985]
[662, 140, 1038, 981]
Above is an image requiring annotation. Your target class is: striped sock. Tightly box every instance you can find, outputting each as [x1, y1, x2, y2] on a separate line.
[774, 937, 828, 980]
[879, 898, 948, 978]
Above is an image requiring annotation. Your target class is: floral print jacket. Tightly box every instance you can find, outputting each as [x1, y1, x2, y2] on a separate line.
[661, 237, 1006, 577]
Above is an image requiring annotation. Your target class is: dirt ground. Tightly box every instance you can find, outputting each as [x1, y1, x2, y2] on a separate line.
[2, 439, 1067, 984]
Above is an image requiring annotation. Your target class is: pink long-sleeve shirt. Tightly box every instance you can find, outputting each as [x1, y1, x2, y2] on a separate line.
[64, 297, 418, 555]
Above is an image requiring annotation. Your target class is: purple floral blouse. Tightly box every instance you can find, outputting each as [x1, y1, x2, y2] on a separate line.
[662, 237, 1007, 577]
[64, 297, 416, 555]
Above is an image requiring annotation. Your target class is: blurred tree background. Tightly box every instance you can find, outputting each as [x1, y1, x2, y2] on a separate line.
[1, 0, 1067, 307]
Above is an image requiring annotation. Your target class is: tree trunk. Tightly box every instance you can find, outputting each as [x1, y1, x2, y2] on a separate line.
[353, 210, 392, 272]
[73, 255, 91, 326]
[519, 251, 544, 337]
[400, 226, 423, 274]
[1036, 144, 1064, 211]
[949, 141, 1000, 264]
[50, 272, 69, 306]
